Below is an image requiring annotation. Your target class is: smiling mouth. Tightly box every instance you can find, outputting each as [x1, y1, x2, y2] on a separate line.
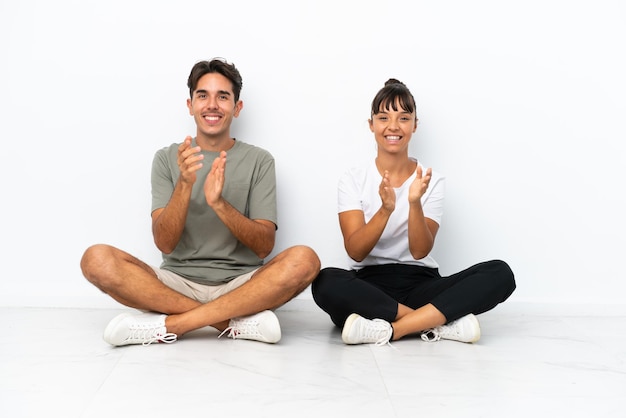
[385, 135, 401, 141]
[203, 115, 221, 124]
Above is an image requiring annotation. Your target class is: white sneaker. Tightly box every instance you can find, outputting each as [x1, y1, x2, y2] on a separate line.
[421, 314, 481, 343]
[342, 313, 393, 345]
[103, 312, 177, 346]
[218, 310, 281, 343]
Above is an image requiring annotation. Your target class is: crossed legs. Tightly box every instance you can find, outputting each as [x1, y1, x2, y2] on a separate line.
[80, 243, 321, 337]
[312, 261, 516, 343]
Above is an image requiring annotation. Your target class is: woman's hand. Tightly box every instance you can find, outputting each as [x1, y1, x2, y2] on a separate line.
[409, 166, 432, 204]
[379, 170, 396, 214]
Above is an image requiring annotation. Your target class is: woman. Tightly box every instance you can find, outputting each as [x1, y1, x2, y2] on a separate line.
[312, 79, 516, 345]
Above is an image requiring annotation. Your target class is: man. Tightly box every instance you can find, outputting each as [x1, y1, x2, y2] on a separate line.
[81, 58, 320, 346]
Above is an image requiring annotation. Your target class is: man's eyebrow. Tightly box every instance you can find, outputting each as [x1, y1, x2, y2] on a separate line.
[194, 89, 231, 96]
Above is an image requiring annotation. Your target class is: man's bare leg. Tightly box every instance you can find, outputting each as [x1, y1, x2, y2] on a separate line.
[80, 244, 201, 314]
[82, 244, 321, 338]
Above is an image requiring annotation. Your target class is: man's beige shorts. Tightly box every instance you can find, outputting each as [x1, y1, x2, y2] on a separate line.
[149, 266, 258, 304]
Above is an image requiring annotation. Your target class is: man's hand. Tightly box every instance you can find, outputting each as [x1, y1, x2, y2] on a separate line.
[177, 136, 204, 185]
[204, 150, 227, 208]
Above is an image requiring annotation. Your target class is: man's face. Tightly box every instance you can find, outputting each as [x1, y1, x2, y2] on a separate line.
[187, 72, 242, 140]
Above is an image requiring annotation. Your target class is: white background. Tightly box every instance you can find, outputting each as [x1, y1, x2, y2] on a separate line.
[1, 0, 624, 309]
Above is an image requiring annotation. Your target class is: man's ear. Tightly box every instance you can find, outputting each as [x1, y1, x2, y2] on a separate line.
[234, 100, 243, 117]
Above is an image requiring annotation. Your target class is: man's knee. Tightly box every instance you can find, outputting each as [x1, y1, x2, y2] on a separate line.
[287, 245, 321, 275]
[80, 244, 118, 286]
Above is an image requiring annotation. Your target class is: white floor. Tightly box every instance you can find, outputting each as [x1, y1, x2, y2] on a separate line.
[2, 301, 625, 418]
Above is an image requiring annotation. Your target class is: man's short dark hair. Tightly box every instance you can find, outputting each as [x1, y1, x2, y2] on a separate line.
[187, 58, 243, 102]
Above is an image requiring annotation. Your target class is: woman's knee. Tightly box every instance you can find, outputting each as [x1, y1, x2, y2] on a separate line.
[311, 267, 349, 299]
[489, 259, 516, 296]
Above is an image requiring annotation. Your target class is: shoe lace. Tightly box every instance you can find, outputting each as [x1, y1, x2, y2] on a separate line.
[375, 339, 394, 348]
[218, 318, 261, 340]
[421, 321, 463, 342]
[144, 332, 177, 346]
[420, 329, 441, 342]
[127, 326, 177, 346]
[217, 326, 237, 340]
[367, 319, 393, 346]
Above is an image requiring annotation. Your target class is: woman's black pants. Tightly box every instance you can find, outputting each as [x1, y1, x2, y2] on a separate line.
[311, 260, 516, 328]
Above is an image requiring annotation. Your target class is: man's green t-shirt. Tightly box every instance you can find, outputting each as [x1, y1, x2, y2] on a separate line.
[151, 138, 277, 285]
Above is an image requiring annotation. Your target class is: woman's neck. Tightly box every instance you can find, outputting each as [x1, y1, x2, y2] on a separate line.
[375, 154, 417, 187]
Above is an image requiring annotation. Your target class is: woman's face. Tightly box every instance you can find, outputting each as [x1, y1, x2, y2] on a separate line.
[368, 100, 417, 155]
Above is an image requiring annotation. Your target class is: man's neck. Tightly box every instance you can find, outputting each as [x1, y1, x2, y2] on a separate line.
[196, 135, 236, 152]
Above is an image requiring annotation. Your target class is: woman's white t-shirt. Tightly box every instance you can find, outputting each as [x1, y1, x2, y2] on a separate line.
[337, 158, 445, 269]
